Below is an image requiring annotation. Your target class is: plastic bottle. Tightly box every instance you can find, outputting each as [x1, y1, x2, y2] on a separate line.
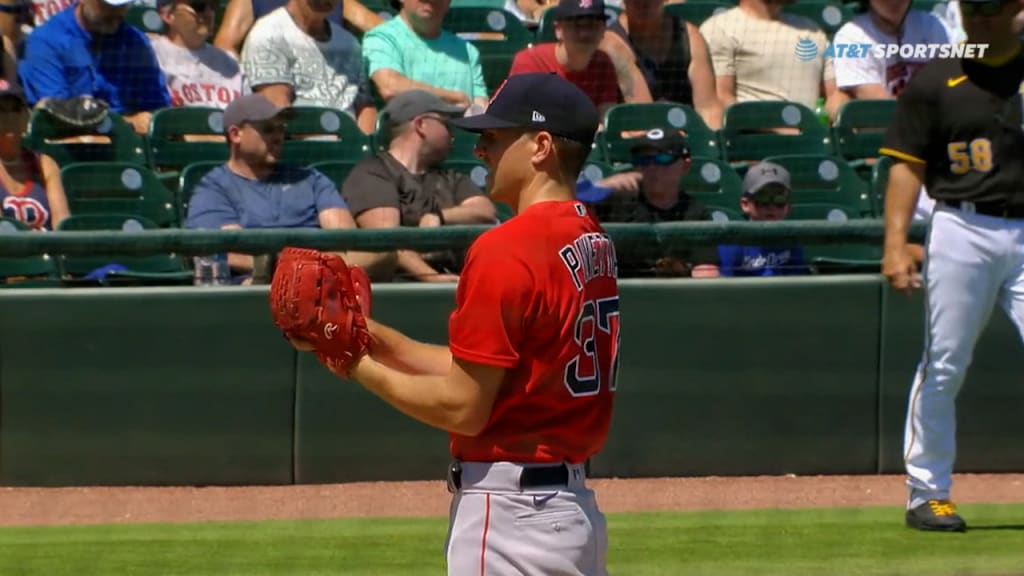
[193, 253, 230, 286]
[814, 97, 830, 127]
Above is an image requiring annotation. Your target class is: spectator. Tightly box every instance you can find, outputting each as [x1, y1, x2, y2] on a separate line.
[185, 94, 393, 280]
[0, 0, 71, 48]
[0, 80, 69, 230]
[362, 0, 488, 109]
[833, 0, 950, 101]
[700, 0, 841, 118]
[17, 0, 171, 135]
[584, 127, 720, 278]
[607, 0, 722, 128]
[509, 0, 619, 116]
[214, 0, 383, 58]
[717, 161, 807, 276]
[152, 0, 245, 109]
[241, 0, 377, 133]
[342, 90, 495, 282]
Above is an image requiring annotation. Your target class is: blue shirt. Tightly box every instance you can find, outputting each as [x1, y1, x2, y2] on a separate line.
[185, 164, 347, 230]
[717, 245, 808, 277]
[18, 6, 171, 112]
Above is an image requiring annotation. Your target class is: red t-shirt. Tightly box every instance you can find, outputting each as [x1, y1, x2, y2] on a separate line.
[508, 43, 619, 108]
[448, 200, 620, 464]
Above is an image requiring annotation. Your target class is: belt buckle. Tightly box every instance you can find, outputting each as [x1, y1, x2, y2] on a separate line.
[446, 461, 462, 494]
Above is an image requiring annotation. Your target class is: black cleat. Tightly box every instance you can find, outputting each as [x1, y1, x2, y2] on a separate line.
[906, 499, 967, 532]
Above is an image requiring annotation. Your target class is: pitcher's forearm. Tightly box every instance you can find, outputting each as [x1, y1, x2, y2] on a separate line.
[367, 318, 452, 376]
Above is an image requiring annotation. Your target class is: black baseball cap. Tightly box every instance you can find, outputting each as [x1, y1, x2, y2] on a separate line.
[447, 73, 600, 147]
[628, 128, 690, 158]
[554, 0, 606, 20]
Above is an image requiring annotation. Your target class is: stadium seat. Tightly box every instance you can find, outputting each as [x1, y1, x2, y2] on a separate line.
[280, 106, 373, 165]
[440, 158, 492, 190]
[0, 217, 60, 286]
[761, 154, 873, 216]
[22, 109, 149, 167]
[833, 99, 896, 171]
[870, 155, 893, 217]
[178, 161, 223, 222]
[148, 107, 230, 177]
[126, 3, 164, 33]
[56, 214, 192, 285]
[442, 7, 533, 93]
[535, 3, 623, 42]
[602, 102, 721, 164]
[786, 203, 883, 275]
[372, 111, 481, 162]
[782, 0, 855, 36]
[702, 203, 745, 222]
[60, 162, 180, 227]
[578, 159, 616, 183]
[663, 0, 732, 27]
[720, 101, 832, 165]
[682, 156, 744, 209]
[308, 160, 360, 191]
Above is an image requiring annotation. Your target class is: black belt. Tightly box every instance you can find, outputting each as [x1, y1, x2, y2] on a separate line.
[940, 200, 1024, 219]
[446, 462, 570, 493]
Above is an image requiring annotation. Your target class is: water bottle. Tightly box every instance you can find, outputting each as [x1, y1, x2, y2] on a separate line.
[814, 97, 830, 127]
[193, 253, 230, 286]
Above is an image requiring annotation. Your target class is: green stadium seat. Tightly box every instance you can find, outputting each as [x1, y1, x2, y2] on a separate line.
[308, 160, 360, 191]
[280, 106, 373, 165]
[720, 101, 832, 165]
[786, 203, 883, 275]
[832, 99, 896, 171]
[22, 109, 149, 167]
[761, 154, 873, 216]
[442, 7, 533, 93]
[440, 158, 492, 190]
[870, 155, 893, 217]
[682, 156, 744, 209]
[178, 161, 223, 223]
[56, 214, 192, 285]
[60, 162, 179, 227]
[148, 107, 230, 176]
[602, 102, 720, 163]
[372, 111, 481, 162]
[535, 3, 623, 42]
[782, 0, 855, 36]
[126, 3, 165, 33]
[578, 159, 617, 183]
[663, 0, 732, 27]
[702, 203, 745, 222]
[0, 217, 60, 285]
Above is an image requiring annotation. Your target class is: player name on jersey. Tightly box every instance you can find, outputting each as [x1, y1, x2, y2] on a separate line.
[559, 232, 618, 292]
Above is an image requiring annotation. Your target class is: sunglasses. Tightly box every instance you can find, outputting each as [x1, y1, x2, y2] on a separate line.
[748, 193, 790, 207]
[960, 0, 1012, 17]
[632, 152, 687, 167]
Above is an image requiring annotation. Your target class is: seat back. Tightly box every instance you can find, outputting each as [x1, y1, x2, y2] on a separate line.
[443, 7, 533, 93]
[22, 109, 149, 167]
[682, 156, 744, 209]
[602, 103, 720, 163]
[308, 160, 360, 191]
[870, 155, 893, 217]
[833, 99, 896, 164]
[782, 0, 855, 36]
[126, 3, 165, 33]
[177, 161, 224, 223]
[0, 217, 60, 281]
[148, 107, 230, 173]
[663, 0, 732, 26]
[280, 106, 372, 165]
[787, 203, 883, 274]
[60, 162, 179, 227]
[762, 154, 873, 216]
[56, 213, 189, 278]
[439, 159, 492, 191]
[721, 101, 832, 164]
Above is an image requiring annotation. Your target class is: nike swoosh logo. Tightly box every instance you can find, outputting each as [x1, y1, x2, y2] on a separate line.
[532, 492, 558, 506]
[947, 75, 968, 88]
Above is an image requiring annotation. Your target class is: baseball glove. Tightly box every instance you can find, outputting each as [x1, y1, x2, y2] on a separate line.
[35, 96, 110, 128]
[269, 248, 373, 376]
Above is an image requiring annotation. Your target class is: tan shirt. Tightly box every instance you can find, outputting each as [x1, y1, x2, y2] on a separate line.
[700, 7, 834, 109]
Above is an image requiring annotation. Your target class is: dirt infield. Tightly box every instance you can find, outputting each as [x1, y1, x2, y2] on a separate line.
[0, 473, 1022, 527]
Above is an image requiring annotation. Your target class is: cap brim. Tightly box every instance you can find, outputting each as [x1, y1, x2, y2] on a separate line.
[447, 113, 524, 133]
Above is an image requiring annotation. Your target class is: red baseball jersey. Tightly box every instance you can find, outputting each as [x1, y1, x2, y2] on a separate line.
[448, 200, 620, 464]
[508, 43, 619, 109]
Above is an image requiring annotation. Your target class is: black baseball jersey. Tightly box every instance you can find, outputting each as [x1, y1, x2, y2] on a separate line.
[880, 47, 1024, 205]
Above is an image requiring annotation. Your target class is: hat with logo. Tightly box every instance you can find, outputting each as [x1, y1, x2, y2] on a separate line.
[628, 128, 690, 158]
[448, 73, 600, 147]
[553, 0, 606, 20]
[383, 89, 467, 126]
[223, 94, 292, 131]
[742, 161, 792, 196]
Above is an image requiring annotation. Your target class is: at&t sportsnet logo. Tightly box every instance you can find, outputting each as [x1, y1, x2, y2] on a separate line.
[794, 38, 989, 61]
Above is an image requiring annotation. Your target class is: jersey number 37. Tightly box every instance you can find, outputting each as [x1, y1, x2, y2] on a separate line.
[563, 296, 621, 397]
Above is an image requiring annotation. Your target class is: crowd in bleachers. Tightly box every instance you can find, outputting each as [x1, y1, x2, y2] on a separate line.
[1, 0, 1022, 285]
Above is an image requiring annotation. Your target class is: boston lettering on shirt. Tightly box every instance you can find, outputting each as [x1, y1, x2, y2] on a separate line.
[2, 181, 51, 231]
[30, 0, 73, 27]
[151, 36, 245, 109]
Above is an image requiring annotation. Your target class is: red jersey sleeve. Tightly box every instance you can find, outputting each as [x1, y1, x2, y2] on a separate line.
[448, 235, 535, 369]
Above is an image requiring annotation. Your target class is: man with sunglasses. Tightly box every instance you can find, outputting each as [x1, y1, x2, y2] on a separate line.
[716, 161, 807, 277]
[586, 128, 721, 278]
[151, 0, 244, 109]
[880, 0, 1024, 533]
[186, 94, 392, 282]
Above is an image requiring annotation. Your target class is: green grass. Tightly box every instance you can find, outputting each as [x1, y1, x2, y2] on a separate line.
[0, 505, 1022, 575]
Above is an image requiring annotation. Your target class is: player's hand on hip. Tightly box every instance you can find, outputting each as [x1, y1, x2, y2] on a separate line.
[883, 245, 922, 294]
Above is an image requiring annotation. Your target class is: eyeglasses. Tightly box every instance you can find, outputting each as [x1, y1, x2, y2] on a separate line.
[748, 194, 790, 207]
[960, 0, 1011, 17]
[632, 152, 687, 167]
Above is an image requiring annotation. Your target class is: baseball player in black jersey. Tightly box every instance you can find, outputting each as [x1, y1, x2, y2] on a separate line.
[880, 0, 1024, 533]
